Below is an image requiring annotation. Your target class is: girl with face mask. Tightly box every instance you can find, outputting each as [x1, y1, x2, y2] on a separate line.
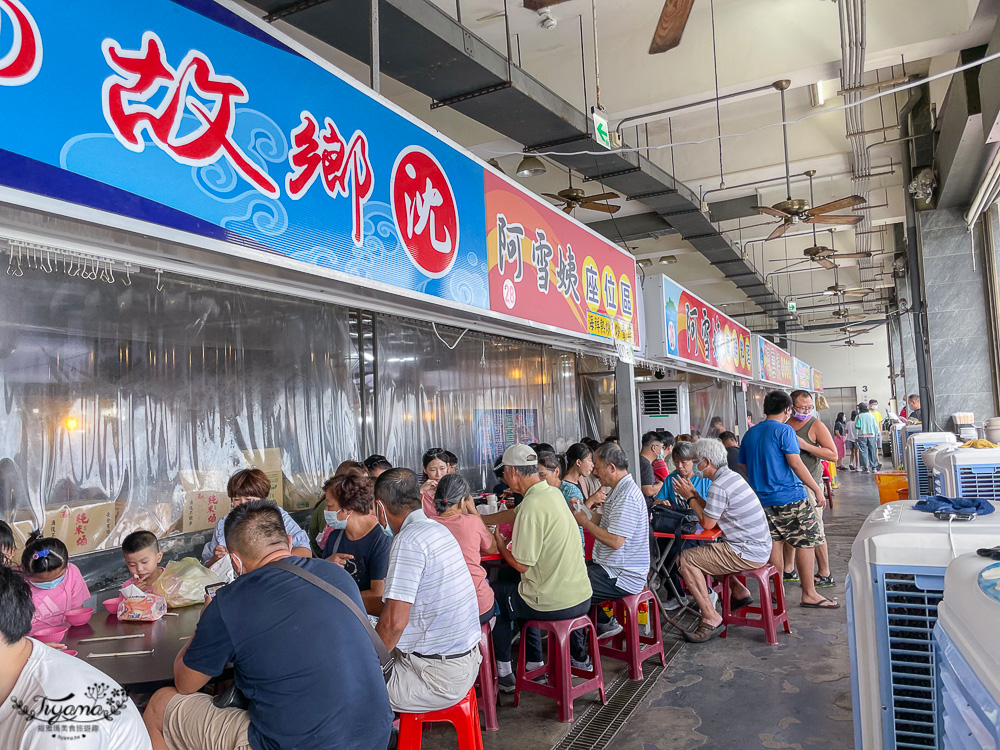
[21, 531, 90, 634]
[319, 468, 392, 616]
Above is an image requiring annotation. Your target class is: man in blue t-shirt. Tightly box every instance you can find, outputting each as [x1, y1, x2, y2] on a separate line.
[738, 390, 839, 610]
[143, 500, 392, 750]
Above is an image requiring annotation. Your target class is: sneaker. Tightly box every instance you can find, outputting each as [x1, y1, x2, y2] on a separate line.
[663, 594, 689, 611]
[498, 673, 516, 694]
[848, 465, 856, 471]
[597, 617, 624, 640]
[570, 655, 593, 671]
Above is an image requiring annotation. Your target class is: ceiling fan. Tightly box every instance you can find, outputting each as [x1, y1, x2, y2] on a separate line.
[771, 228, 872, 274]
[542, 173, 620, 214]
[754, 87, 866, 241]
[836, 338, 875, 348]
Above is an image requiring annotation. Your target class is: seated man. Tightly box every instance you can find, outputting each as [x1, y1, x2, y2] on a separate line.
[375, 468, 482, 713]
[491, 445, 592, 693]
[674, 439, 774, 643]
[202, 469, 311, 565]
[144, 501, 391, 750]
[571, 442, 651, 667]
[0, 566, 152, 749]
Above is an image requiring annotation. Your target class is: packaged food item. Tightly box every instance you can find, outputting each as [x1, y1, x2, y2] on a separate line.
[117, 594, 167, 622]
[152, 557, 222, 608]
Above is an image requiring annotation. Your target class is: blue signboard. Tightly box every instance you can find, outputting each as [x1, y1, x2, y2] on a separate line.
[0, 0, 488, 308]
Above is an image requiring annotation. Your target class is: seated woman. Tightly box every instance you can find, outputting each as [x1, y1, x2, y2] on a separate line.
[321, 468, 392, 616]
[419, 447, 451, 517]
[309, 460, 365, 556]
[536, 451, 588, 551]
[562, 442, 607, 508]
[654, 441, 711, 508]
[431, 474, 498, 624]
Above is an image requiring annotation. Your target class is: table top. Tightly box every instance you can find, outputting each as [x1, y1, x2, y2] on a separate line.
[653, 527, 723, 542]
[63, 602, 204, 692]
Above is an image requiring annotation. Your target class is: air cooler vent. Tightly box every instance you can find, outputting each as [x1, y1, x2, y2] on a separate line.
[915, 453, 932, 499]
[956, 465, 1000, 501]
[641, 389, 678, 416]
[882, 572, 943, 748]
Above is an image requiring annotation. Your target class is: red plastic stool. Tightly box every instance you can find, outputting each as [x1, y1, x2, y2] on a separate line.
[475, 622, 499, 732]
[514, 615, 607, 723]
[720, 564, 790, 646]
[591, 588, 666, 680]
[398, 686, 484, 750]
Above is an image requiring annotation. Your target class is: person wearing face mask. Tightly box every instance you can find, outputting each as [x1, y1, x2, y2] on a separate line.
[320, 469, 392, 615]
[784, 390, 837, 588]
[638, 432, 665, 507]
[738, 391, 837, 610]
[21, 532, 90, 633]
[143, 500, 392, 750]
[202, 469, 311, 566]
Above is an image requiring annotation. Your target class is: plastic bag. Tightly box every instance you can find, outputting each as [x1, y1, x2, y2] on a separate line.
[152, 557, 222, 608]
[118, 594, 167, 621]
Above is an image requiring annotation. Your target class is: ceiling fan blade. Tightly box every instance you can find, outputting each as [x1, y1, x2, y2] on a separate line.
[475, 10, 506, 21]
[841, 288, 876, 297]
[818, 258, 837, 270]
[582, 192, 620, 202]
[753, 205, 791, 219]
[807, 196, 867, 215]
[579, 202, 620, 214]
[541, 193, 566, 202]
[766, 222, 791, 241]
[649, 0, 695, 54]
[523, 0, 572, 10]
[562, 205, 574, 214]
[830, 251, 873, 259]
[807, 215, 864, 226]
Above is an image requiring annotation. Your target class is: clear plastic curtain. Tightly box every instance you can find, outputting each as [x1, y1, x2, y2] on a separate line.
[0, 264, 361, 547]
[375, 316, 581, 491]
[687, 375, 737, 437]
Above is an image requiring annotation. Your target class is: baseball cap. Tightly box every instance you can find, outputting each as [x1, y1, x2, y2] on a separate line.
[502, 444, 538, 468]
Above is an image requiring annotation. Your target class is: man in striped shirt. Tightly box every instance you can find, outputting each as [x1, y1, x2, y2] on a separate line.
[375, 468, 482, 713]
[673, 439, 772, 643]
[571, 442, 652, 668]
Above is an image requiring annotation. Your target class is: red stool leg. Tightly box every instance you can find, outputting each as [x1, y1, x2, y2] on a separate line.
[452, 688, 483, 750]
[397, 712, 425, 750]
[476, 624, 499, 732]
[513, 621, 528, 709]
[773, 568, 791, 634]
[622, 597, 642, 680]
[648, 592, 667, 667]
[720, 574, 733, 639]
[588, 619, 607, 705]
[553, 622, 575, 723]
[757, 570, 778, 645]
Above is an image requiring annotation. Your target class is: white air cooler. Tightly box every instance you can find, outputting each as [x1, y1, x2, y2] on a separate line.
[934, 553, 1000, 750]
[891, 423, 907, 469]
[847, 501, 1000, 750]
[905, 432, 959, 501]
[936, 447, 1000, 503]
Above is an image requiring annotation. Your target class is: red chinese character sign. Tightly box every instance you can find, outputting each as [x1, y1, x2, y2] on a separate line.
[645, 276, 752, 377]
[391, 147, 459, 278]
[0, 0, 41, 86]
[755, 335, 793, 387]
[484, 170, 638, 346]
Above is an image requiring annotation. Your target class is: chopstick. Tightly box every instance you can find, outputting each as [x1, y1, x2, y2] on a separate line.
[78, 634, 146, 644]
[87, 649, 155, 658]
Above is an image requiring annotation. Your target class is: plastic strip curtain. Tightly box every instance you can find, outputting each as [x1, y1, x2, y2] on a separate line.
[687, 375, 737, 437]
[0, 264, 361, 552]
[577, 355, 617, 442]
[374, 316, 581, 491]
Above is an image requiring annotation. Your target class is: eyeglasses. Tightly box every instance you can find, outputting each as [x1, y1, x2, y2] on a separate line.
[792, 405, 812, 414]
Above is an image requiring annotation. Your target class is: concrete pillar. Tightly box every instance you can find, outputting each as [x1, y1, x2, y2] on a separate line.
[615, 359, 640, 483]
[917, 208, 998, 427]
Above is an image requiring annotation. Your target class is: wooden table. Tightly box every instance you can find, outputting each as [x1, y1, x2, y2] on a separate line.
[63, 603, 205, 693]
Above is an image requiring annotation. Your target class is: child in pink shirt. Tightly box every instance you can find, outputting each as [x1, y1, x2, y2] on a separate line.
[21, 532, 90, 632]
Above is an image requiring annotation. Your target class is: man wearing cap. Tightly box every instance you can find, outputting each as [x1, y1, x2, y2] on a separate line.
[491, 444, 593, 693]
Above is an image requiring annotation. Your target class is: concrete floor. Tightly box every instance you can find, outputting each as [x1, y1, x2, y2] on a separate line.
[422, 471, 878, 750]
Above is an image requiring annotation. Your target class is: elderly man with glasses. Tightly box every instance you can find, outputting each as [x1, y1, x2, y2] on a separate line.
[672, 439, 774, 643]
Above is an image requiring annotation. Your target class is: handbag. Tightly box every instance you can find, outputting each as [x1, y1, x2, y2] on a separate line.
[650, 503, 698, 536]
[267, 558, 395, 682]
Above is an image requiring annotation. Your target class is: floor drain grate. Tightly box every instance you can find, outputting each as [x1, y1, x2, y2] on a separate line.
[549, 617, 695, 750]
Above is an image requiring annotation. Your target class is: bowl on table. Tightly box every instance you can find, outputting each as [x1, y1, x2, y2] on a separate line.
[65, 607, 95, 627]
[32, 625, 69, 643]
[103, 596, 122, 615]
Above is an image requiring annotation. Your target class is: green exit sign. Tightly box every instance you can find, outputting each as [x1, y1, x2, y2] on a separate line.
[787, 301, 797, 312]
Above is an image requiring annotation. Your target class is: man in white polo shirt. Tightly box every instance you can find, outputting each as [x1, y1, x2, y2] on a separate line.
[375, 468, 482, 713]
[572, 441, 651, 667]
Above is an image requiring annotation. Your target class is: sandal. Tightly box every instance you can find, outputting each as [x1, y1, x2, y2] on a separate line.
[730, 595, 753, 610]
[682, 621, 725, 643]
[814, 574, 835, 588]
[800, 596, 840, 609]
[783, 571, 799, 584]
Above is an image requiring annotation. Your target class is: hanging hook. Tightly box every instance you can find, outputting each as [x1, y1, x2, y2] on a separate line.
[66, 252, 80, 277]
[5, 245, 15, 276]
[121, 262, 133, 286]
[154, 268, 164, 292]
[41, 247, 53, 273]
[106, 258, 115, 284]
[12, 244, 23, 277]
[85, 255, 99, 280]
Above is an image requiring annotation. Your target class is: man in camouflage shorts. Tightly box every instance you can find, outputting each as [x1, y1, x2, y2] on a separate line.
[739, 390, 839, 610]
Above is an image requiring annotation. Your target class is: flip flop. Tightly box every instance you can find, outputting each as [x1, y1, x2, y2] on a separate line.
[683, 622, 725, 643]
[800, 597, 840, 609]
[730, 595, 753, 610]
